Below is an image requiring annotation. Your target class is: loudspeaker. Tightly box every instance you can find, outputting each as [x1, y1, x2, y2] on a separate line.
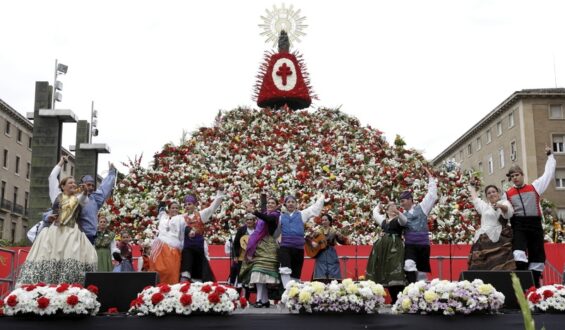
[459, 270, 534, 310]
[85, 272, 158, 313]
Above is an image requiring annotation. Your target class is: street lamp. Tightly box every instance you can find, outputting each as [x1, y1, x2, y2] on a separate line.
[90, 101, 99, 143]
[52, 59, 68, 110]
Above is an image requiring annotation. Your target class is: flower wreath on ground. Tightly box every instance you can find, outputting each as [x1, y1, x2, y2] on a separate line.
[392, 279, 505, 315]
[128, 282, 247, 316]
[281, 279, 387, 314]
[2, 283, 100, 316]
[525, 284, 565, 312]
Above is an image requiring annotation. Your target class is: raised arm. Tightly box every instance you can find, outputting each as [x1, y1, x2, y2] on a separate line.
[372, 204, 385, 226]
[49, 157, 66, 203]
[91, 163, 117, 208]
[200, 192, 225, 223]
[420, 173, 438, 216]
[532, 148, 557, 195]
[301, 193, 325, 223]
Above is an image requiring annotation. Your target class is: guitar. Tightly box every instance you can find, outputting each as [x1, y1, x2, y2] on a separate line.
[304, 232, 327, 258]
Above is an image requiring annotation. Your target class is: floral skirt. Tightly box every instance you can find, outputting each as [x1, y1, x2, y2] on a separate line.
[365, 234, 405, 286]
[313, 246, 342, 280]
[468, 226, 516, 271]
[240, 235, 280, 284]
[17, 224, 98, 286]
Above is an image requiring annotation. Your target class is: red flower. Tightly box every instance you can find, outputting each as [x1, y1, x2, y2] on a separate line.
[151, 292, 164, 305]
[57, 283, 70, 293]
[528, 292, 542, 304]
[208, 292, 220, 304]
[66, 295, 79, 306]
[37, 282, 46, 287]
[201, 284, 212, 293]
[179, 283, 191, 293]
[214, 286, 226, 295]
[6, 295, 17, 307]
[239, 297, 248, 308]
[143, 285, 153, 291]
[130, 297, 143, 308]
[37, 297, 50, 309]
[25, 285, 37, 292]
[71, 283, 83, 289]
[180, 294, 192, 306]
[107, 307, 119, 314]
[159, 284, 171, 293]
[543, 290, 554, 298]
[86, 284, 99, 295]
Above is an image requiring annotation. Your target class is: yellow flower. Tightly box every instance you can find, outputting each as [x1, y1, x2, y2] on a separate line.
[299, 291, 312, 303]
[401, 298, 412, 310]
[329, 174, 336, 181]
[288, 287, 299, 298]
[322, 165, 330, 173]
[311, 282, 325, 294]
[424, 290, 438, 303]
[346, 284, 359, 294]
[342, 278, 353, 286]
[371, 284, 385, 296]
[277, 177, 284, 183]
[478, 284, 493, 295]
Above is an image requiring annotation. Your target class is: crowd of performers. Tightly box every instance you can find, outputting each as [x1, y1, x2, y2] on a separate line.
[15, 147, 557, 306]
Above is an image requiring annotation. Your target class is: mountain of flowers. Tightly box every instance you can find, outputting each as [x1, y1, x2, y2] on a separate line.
[102, 107, 558, 246]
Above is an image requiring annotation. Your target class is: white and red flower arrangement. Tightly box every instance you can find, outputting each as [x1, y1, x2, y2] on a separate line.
[128, 282, 247, 316]
[525, 284, 565, 312]
[1, 283, 100, 316]
[101, 107, 559, 247]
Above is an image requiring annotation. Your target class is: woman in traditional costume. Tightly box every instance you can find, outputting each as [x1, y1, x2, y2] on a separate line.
[113, 230, 135, 272]
[467, 185, 515, 271]
[17, 157, 98, 285]
[240, 195, 281, 308]
[365, 201, 407, 303]
[310, 214, 347, 281]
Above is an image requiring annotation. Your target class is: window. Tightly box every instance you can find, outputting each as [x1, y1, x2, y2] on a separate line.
[24, 192, 29, 212]
[486, 129, 492, 143]
[4, 121, 10, 135]
[553, 134, 564, 153]
[467, 144, 472, 156]
[478, 161, 483, 173]
[28, 136, 32, 149]
[70, 166, 74, 176]
[26, 162, 31, 179]
[2, 149, 7, 168]
[13, 186, 18, 205]
[488, 155, 494, 174]
[1, 181, 5, 202]
[508, 111, 515, 128]
[549, 104, 564, 119]
[556, 169, 565, 188]
[15, 156, 20, 175]
[496, 121, 503, 136]
[476, 137, 482, 151]
[63, 162, 67, 172]
[459, 150, 463, 161]
[499, 148, 505, 168]
[558, 208, 565, 221]
[510, 141, 517, 160]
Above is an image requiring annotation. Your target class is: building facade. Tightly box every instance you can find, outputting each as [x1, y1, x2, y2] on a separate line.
[432, 88, 565, 221]
[0, 99, 75, 243]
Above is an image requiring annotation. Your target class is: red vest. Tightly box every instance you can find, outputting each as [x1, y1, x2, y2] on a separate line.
[506, 184, 541, 217]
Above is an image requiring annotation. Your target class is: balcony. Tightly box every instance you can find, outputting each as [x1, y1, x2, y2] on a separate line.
[12, 203, 24, 215]
[0, 199, 13, 211]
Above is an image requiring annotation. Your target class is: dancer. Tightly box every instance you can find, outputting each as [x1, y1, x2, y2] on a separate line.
[310, 214, 347, 281]
[366, 201, 407, 303]
[94, 214, 117, 272]
[17, 157, 97, 285]
[149, 198, 184, 284]
[505, 146, 556, 287]
[467, 184, 515, 271]
[180, 191, 225, 282]
[400, 167, 438, 283]
[254, 193, 325, 289]
[241, 195, 281, 308]
[227, 214, 256, 298]
[113, 230, 134, 272]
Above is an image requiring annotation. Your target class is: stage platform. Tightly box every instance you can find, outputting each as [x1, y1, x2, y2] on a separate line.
[1, 307, 564, 330]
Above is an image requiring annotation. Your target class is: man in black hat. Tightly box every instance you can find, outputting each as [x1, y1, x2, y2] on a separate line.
[399, 167, 437, 283]
[505, 146, 556, 287]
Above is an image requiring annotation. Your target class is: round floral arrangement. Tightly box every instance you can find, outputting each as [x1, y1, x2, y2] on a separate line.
[2, 283, 100, 316]
[392, 278, 505, 315]
[526, 284, 565, 312]
[128, 282, 247, 316]
[281, 279, 386, 314]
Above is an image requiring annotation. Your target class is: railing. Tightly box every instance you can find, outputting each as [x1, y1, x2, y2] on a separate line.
[12, 203, 24, 215]
[0, 199, 13, 211]
[543, 261, 563, 285]
[0, 248, 16, 298]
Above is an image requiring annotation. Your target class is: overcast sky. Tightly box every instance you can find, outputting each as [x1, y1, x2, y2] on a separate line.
[2, 0, 565, 175]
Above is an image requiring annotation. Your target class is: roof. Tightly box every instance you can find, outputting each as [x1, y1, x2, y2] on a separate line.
[0, 98, 34, 131]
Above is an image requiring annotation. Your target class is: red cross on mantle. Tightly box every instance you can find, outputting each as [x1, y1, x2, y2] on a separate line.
[276, 63, 293, 86]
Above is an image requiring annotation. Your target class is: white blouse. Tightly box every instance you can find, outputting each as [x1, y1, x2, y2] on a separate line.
[472, 198, 514, 243]
[156, 211, 186, 250]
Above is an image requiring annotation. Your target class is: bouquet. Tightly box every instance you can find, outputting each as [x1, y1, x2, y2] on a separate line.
[2, 283, 100, 316]
[281, 279, 386, 314]
[128, 282, 247, 316]
[526, 284, 565, 312]
[392, 279, 505, 315]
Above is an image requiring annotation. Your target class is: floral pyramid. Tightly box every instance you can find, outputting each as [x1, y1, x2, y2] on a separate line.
[103, 107, 510, 246]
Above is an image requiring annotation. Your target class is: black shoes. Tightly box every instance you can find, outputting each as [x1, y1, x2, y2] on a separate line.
[253, 301, 271, 308]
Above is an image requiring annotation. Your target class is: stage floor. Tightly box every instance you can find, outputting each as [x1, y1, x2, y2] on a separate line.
[1, 307, 564, 330]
